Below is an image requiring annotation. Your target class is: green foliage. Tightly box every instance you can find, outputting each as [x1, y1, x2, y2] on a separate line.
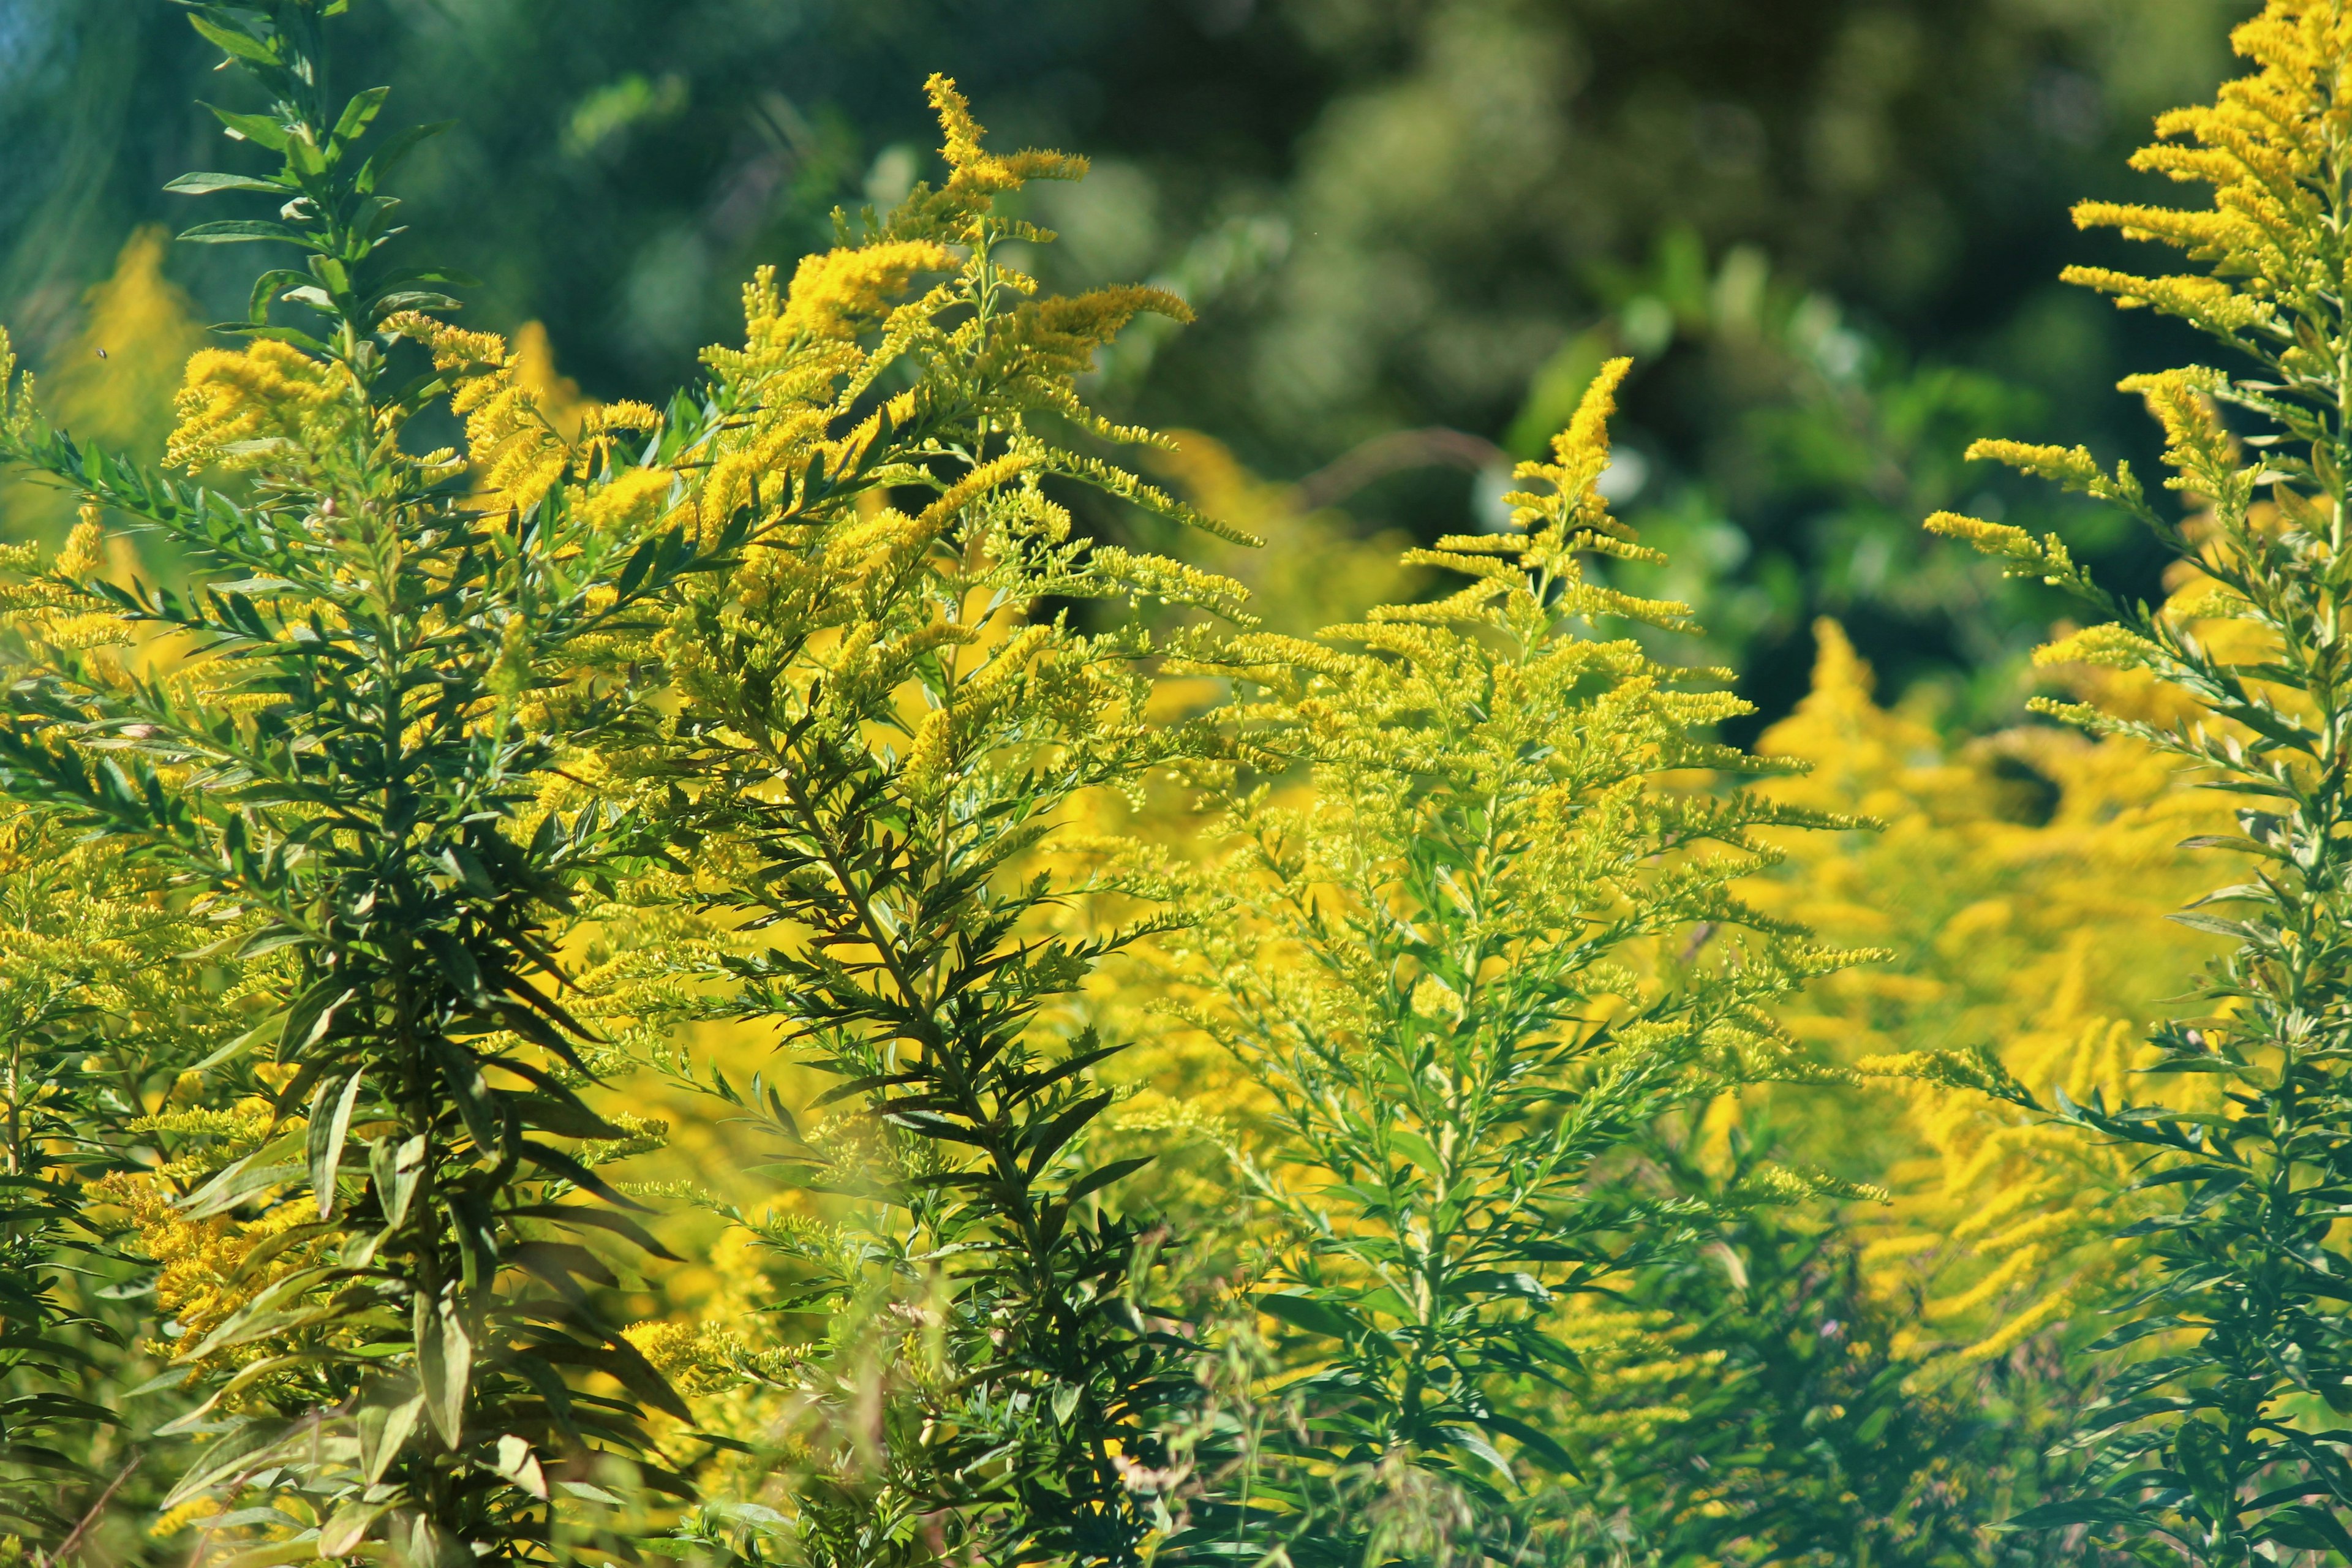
[1562, 1121, 2128, 1568]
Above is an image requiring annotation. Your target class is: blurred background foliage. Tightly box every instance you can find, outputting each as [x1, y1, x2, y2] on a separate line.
[0, 0, 2252, 735]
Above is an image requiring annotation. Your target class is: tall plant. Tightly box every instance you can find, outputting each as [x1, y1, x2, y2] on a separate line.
[619, 78, 1250, 1568]
[1166, 361, 1865, 1564]
[1926, 1, 2352, 1558]
[0, 2, 732, 1561]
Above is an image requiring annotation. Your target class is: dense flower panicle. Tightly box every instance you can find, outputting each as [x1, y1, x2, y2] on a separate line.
[164, 338, 363, 474]
[2062, 0, 2352, 347]
[382, 311, 668, 514]
[777, 241, 959, 341]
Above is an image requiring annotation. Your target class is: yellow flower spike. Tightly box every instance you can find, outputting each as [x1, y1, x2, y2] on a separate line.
[56, 505, 105, 579]
[586, 399, 663, 438]
[383, 311, 616, 514]
[164, 339, 360, 474]
[1963, 439, 2106, 492]
[899, 707, 954, 799]
[1922, 510, 2032, 556]
[1502, 355, 1633, 538]
[781, 241, 959, 342]
[576, 466, 677, 538]
[2034, 624, 2164, 669]
[924, 72, 1088, 207]
[927, 72, 990, 172]
[913, 451, 1033, 534]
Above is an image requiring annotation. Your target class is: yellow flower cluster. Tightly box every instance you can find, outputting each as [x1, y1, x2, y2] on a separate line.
[2062, 0, 2352, 343]
[1747, 623, 2222, 1371]
[921, 73, 1088, 227]
[163, 338, 363, 475]
[1922, 507, 2095, 596]
[385, 312, 666, 515]
[776, 241, 959, 342]
[86, 1155, 320, 1365]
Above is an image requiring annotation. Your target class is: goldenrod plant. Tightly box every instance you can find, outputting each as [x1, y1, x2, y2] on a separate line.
[1926, 1, 2352, 1557]
[0, 2, 740, 1562]
[1161, 360, 1868, 1564]
[1575, 626, 2223, 1567]
[605, 77, 1248, 1568]
[0, 814, 129, 1558]
[1751, 623, 2221, 1369]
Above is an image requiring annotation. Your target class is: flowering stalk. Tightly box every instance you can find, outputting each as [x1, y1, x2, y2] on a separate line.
[613, 77, 1252, 1568]
[1170, 361, 1868, 1562]
[1931, 3, 2352, 1558]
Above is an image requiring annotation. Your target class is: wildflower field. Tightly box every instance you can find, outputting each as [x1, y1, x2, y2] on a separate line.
[5, 1, 2352, 1564]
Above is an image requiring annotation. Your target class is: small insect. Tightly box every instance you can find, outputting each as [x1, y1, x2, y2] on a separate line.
[94, 347, 107, 359]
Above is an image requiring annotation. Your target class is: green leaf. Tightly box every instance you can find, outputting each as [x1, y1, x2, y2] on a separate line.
[208, 322, 334, 354]
[334, 86, 392, 143]
[428, 1036, 504, 1159]
[1385, 1128, 1444, 1174]
[277, 981, 355, 1057]
[371, 1133, 427, 1231]
[2174, 1419, 2237, 1525]
[494, 1433, 550, 1500]
[164, 171, 290, 196]
[186, 14, 278, 64]
[1023, 1090, 1112, 1173]
[317, 1501, 392, 1558]
[178, 220, 307, 247]
[1996, 1497, 2147, 1531]
[1438, 1424, 1516, 1485]
[357, 1390, 426, 1485]
[415, 1293, 472, 1447]
[177, 1152, 303, 1222]
[246, 267, 314, 325]
[306, 1069, 365, 1218]
[502, 1201, 677, 1261]
[1256, 1293, 1362, 1341]
[2166, 911, 2256, 939]
[1065, 1155, 1153, 1204]
[1477, 1411, 1578, 1474]
[2256, 1505, 2352, 1555]
[200, 104, 292, 152]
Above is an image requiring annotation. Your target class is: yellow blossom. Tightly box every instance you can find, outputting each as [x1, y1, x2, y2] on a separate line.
[164, 338, 360, 474]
